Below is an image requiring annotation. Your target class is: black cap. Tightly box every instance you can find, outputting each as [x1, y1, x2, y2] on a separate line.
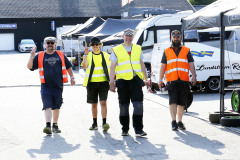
[90, 37, 101, 43]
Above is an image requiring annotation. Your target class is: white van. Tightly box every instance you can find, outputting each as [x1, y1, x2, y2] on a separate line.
[151, 42, 240, 92]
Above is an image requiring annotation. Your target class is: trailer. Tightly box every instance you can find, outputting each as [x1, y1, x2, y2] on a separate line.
[151, 42, 240, 92]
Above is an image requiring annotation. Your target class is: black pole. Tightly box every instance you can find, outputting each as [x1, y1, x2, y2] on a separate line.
[220, 12, 225, 118]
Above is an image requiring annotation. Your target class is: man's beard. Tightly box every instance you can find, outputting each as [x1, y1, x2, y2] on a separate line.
[172, 40, 181, 48]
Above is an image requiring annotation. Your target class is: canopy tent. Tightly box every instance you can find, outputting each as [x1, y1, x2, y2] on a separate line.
[61, 17, 105, 39]
[181, 0, 240, 117]
[182, 0, 240, 29]
[101, 31, 124, 46]
[76, 18, 141, 44]
[61, 24, 82, 39]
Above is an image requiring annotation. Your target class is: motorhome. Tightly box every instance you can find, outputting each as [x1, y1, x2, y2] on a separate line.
[131, 10, 193, 76]
[150, 42, 240, 92]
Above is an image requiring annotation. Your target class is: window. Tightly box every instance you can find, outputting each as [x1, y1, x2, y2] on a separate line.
[198, 31, 232, 42]
[142, 30, 154, 46]
[157, 29, 170, 43]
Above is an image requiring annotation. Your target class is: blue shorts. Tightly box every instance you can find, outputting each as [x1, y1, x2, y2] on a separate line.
[41, 87, 63, 110]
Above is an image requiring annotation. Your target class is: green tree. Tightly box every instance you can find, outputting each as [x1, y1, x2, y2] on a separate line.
[188, 0, 217, 5]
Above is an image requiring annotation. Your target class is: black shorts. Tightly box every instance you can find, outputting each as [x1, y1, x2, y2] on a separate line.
[168, 81, 190, 106]
[41, 87, 63, 110]
[87, 81, 109, 103]
[116, 76, 144, 104]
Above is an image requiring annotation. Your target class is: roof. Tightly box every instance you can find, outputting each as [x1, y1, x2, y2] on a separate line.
[0, 0, 194, 18]
[122, 0, 195, 12]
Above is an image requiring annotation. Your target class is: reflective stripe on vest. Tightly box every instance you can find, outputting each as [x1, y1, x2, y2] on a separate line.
[83, 51, 110, 87]
[112, 44, 143, 80]
[165, 46, 190, 82]
[38, 51, 68, 83]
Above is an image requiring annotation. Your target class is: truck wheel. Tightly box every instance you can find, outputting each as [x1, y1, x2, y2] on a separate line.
[205, 77, 220, 92]
[231, 89, 240, 113]
[220, 116, 240, 127]
[209, 112, 239, 123]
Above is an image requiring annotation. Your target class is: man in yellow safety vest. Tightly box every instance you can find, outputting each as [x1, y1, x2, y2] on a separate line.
[83, 37, 110, 132]
[109, 28, 149, 137]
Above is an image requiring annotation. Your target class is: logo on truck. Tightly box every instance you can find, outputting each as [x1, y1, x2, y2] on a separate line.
[191, 51, 214, 57]
[196, 65, 230, 71]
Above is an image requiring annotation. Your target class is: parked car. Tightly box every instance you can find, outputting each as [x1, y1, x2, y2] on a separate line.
[18, 39, 37, 53]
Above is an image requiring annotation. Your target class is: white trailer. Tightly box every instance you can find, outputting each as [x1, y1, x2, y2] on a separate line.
[151, 42, 240, 92]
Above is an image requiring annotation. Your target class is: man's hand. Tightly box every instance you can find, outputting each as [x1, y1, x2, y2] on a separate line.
[70, 78, 76, 86]
[145, 80, 150, 88]
[158, 81, 164, 88]
[109, 81, 116, 92]
[30, 47, 36, 57]
[191, 76, 197, 86]
[84, 47, 89, 55]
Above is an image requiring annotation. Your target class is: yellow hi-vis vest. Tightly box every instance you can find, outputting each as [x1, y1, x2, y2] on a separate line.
[112, 44, 143, 80]
[83, 51, 110, 87]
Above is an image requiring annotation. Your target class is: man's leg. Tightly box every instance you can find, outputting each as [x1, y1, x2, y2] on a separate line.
[89, 103, 98, 130]
[119, 103, 130, 136]
[100, 101, 107, 119]
[100, 101, 110, 131]
[53, 109, 59, 123]
[43, 108, 52, 134]
[177, 105, 186, 130]
[177, 105, 185, 122]
[170, 103, 178, 131]
[170, 103, 177, 121]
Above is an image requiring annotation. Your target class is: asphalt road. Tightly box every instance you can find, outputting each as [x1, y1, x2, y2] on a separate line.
[0, 52, 240, 160]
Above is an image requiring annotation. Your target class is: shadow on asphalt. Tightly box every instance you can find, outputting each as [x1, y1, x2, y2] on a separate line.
[174, 130, 224, 155]
[27, 133, 80, 159]
[90, 131, 168, 159]
[153, 90, 233, 102]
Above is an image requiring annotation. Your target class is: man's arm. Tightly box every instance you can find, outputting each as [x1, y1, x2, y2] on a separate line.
[189, 62, 197, 86]
[67, 67, 76, 85]
[159, 63, 166, 87]
[140, 60, 148, 81]
[27, 47, 36, 69]
[83, 47, 89, 69]
[109, 61, 117, 92]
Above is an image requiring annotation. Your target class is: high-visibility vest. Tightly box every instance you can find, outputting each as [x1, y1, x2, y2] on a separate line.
[112, 44, 143, 80]
[38, 51, 68, 83]
[165, 46, 190, 82]
[83, 51, 110, 87]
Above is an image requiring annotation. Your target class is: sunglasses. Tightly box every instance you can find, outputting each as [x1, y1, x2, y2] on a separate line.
[90, 42, 102, 46]
[46, 42, 55, 45]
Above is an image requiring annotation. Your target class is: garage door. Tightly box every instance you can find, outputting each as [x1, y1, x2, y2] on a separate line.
[0, 33, 14, 50]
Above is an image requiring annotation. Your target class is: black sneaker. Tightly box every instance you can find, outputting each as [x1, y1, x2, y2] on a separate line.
[172, 120, 178, 131]
[43, 126, 52, 135]
[178, 121, 186, 130]
[135, 130, 147, 137]
[121, 130, 129, 136]
[52, 124, 61, 133]
[89, 123, 98, 130]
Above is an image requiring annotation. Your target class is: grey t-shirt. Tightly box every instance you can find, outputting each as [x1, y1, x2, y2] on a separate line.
[110, 44, 143, 62]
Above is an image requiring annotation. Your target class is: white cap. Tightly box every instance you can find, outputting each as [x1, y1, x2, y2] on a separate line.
[44, 37, 56, 42]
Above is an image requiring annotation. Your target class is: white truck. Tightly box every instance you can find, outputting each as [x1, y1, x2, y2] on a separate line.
[151, 42, 240, 92]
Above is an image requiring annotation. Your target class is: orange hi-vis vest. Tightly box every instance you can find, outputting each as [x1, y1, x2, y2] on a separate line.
[165, 46, 190, 82]
[38, 51, 68, 83]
